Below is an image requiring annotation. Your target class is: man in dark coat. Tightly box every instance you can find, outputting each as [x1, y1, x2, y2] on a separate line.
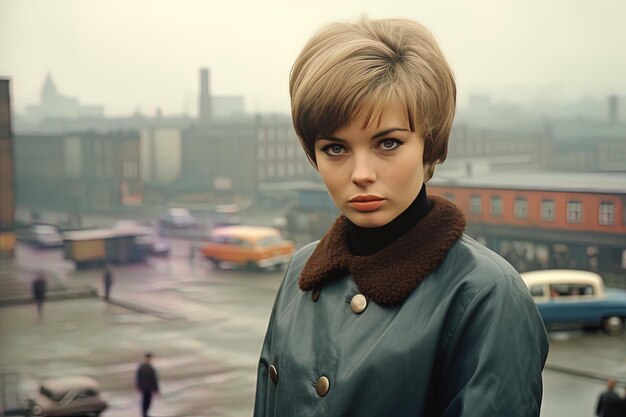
[136, 352, 159, 417]
[102, 263, 113, 302]
[31, 272, 47, 318]
[596, 378, 620, 417]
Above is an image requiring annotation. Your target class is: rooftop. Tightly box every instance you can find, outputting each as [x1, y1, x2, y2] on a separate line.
[430, 171, 626, 194]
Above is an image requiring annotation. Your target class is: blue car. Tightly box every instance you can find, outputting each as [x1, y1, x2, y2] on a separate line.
[521, 269, 626, 336]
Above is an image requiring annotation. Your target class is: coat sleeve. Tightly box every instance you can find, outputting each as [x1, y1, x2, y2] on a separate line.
[436, 275, 549, 417]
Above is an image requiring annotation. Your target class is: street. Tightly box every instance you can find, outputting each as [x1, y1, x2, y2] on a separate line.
[1, 240, 625, 417]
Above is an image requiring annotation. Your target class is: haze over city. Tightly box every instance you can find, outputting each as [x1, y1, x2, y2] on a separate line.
[1, 0, 625, 117]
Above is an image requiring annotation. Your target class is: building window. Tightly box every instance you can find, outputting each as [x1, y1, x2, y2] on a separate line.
[599, 202, 614, 225]
[470, 195, 481, 214]
[567, 201, 583, 223]
[541, 200, 555, 221]
[490, 196, 503, 217]
[514, 198, 528, 219]
[444, 193, 455, 202]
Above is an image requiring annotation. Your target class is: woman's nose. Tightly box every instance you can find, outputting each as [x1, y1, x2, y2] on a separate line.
[351, 154, 376, 186]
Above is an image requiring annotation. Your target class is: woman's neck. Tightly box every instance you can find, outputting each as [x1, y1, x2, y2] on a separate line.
[347, 185, 430, 256]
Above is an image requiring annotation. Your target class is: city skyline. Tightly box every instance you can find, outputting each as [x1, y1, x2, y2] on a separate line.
[1, 0, 625, 116]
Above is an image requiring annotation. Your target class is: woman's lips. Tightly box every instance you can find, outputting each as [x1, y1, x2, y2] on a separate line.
[348, 197, 385, 212]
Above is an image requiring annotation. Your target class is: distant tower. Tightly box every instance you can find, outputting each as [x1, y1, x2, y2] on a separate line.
[608, 94, 619, 124]
[199, 68, 211, 124]
[42, 72, 58, 102]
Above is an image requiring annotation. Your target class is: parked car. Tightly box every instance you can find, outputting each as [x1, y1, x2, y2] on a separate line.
[159, 207, 197, 229]
[16, 224, 64, 248]
[112, 221, 171, 256]
[520, 269, 626, 336]
[211, 204, 241, 228]
[201, 225, 295, 270]
[23, 375, 107, 417]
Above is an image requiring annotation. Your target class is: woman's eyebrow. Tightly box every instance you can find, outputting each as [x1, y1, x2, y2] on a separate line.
[317, 136, 348, 143]
[318, 128, 409, 143]
[371, 127, 409, 139]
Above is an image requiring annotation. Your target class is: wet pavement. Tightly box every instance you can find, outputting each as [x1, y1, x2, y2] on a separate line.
[1, 240, 625, 417]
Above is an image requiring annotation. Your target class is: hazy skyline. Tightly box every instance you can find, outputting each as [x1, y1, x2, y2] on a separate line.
[1, 0, 625, 117]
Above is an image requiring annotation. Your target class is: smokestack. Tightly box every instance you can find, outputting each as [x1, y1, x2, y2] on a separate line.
[199, 68, 211, 124]
[608, 94, 619, 124]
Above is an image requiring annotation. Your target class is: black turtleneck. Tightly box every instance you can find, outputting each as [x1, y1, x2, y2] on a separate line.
[347, 184, 430, 256]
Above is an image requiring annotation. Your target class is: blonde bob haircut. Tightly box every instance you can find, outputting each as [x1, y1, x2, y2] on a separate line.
[290, 17, 456, 181]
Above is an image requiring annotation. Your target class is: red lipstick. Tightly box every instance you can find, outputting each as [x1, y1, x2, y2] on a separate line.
[348, 195, 385, 212]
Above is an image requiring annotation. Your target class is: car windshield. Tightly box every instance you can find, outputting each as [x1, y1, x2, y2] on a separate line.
[34, 226, 59, 235]
[257, 236, 282, 247]
[40, 386, 65, 402]
[550, 283, 595, 297]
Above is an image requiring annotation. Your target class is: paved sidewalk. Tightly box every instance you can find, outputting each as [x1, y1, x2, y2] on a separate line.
[545, 331, 626, 384]
[0, 260, 98, 306]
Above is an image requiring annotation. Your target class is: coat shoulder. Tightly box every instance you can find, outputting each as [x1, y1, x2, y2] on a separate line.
[443, 234, 524, 288]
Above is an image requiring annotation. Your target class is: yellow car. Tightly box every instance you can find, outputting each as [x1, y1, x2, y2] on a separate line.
[201, 226, 295, 270]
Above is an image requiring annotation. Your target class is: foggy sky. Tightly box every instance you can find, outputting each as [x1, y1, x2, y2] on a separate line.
[1, 0, 625, 117]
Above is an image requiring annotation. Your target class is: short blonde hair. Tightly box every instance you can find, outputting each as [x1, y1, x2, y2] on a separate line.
[290, 17, 456, 181]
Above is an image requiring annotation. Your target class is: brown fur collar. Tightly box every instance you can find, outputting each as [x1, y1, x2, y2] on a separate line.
[298, 196, 467, 305]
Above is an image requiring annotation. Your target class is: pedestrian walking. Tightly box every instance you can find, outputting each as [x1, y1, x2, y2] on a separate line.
[31, 271, 47, 319]
[596, 378, 621, 417]
[102, 263, 113, 302]
[136, 352, 159, 417]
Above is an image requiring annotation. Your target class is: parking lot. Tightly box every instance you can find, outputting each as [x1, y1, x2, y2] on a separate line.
[1, 241, 625, 416]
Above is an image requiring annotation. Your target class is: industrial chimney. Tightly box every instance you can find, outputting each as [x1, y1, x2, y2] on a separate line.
[199, 68, 211, 124]
[608, 94, 619, 124]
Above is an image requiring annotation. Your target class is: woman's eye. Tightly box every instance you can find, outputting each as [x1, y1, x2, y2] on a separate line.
[324, 144, 346, 156]
[378, 139, 401, 151]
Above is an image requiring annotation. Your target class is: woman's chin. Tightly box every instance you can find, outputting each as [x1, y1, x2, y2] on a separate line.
[345, 211, 393, 228]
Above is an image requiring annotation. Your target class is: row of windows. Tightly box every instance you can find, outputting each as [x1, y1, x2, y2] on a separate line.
[450, 194, 620, 226]
[257, 161, 313, 179]
[258, 144, 299, 159]
[257, 128, 294, 142]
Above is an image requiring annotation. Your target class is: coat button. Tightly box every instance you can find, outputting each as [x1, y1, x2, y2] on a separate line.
[269, 365, 278, 384]
[311, 288, 320, 302]
[316, 376, 330, 397]
[350, 294, 368, 314]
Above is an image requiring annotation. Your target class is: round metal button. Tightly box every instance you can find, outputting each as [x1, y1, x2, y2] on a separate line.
[269, 365, 278, 384]
[315, 376, 330, 397]
[350, 294, 368, 314]
[311, 288, 320, 302]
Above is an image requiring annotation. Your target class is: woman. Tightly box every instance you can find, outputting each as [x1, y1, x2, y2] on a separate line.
[254, 17, 549, 417]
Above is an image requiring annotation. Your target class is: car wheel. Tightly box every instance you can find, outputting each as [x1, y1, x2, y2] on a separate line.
[209, 258, 222, 269]
[31, 404, 44, 416]
[602, 316, 625, 336]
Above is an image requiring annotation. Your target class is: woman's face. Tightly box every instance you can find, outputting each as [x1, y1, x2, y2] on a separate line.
[314, 102, 425, 228]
